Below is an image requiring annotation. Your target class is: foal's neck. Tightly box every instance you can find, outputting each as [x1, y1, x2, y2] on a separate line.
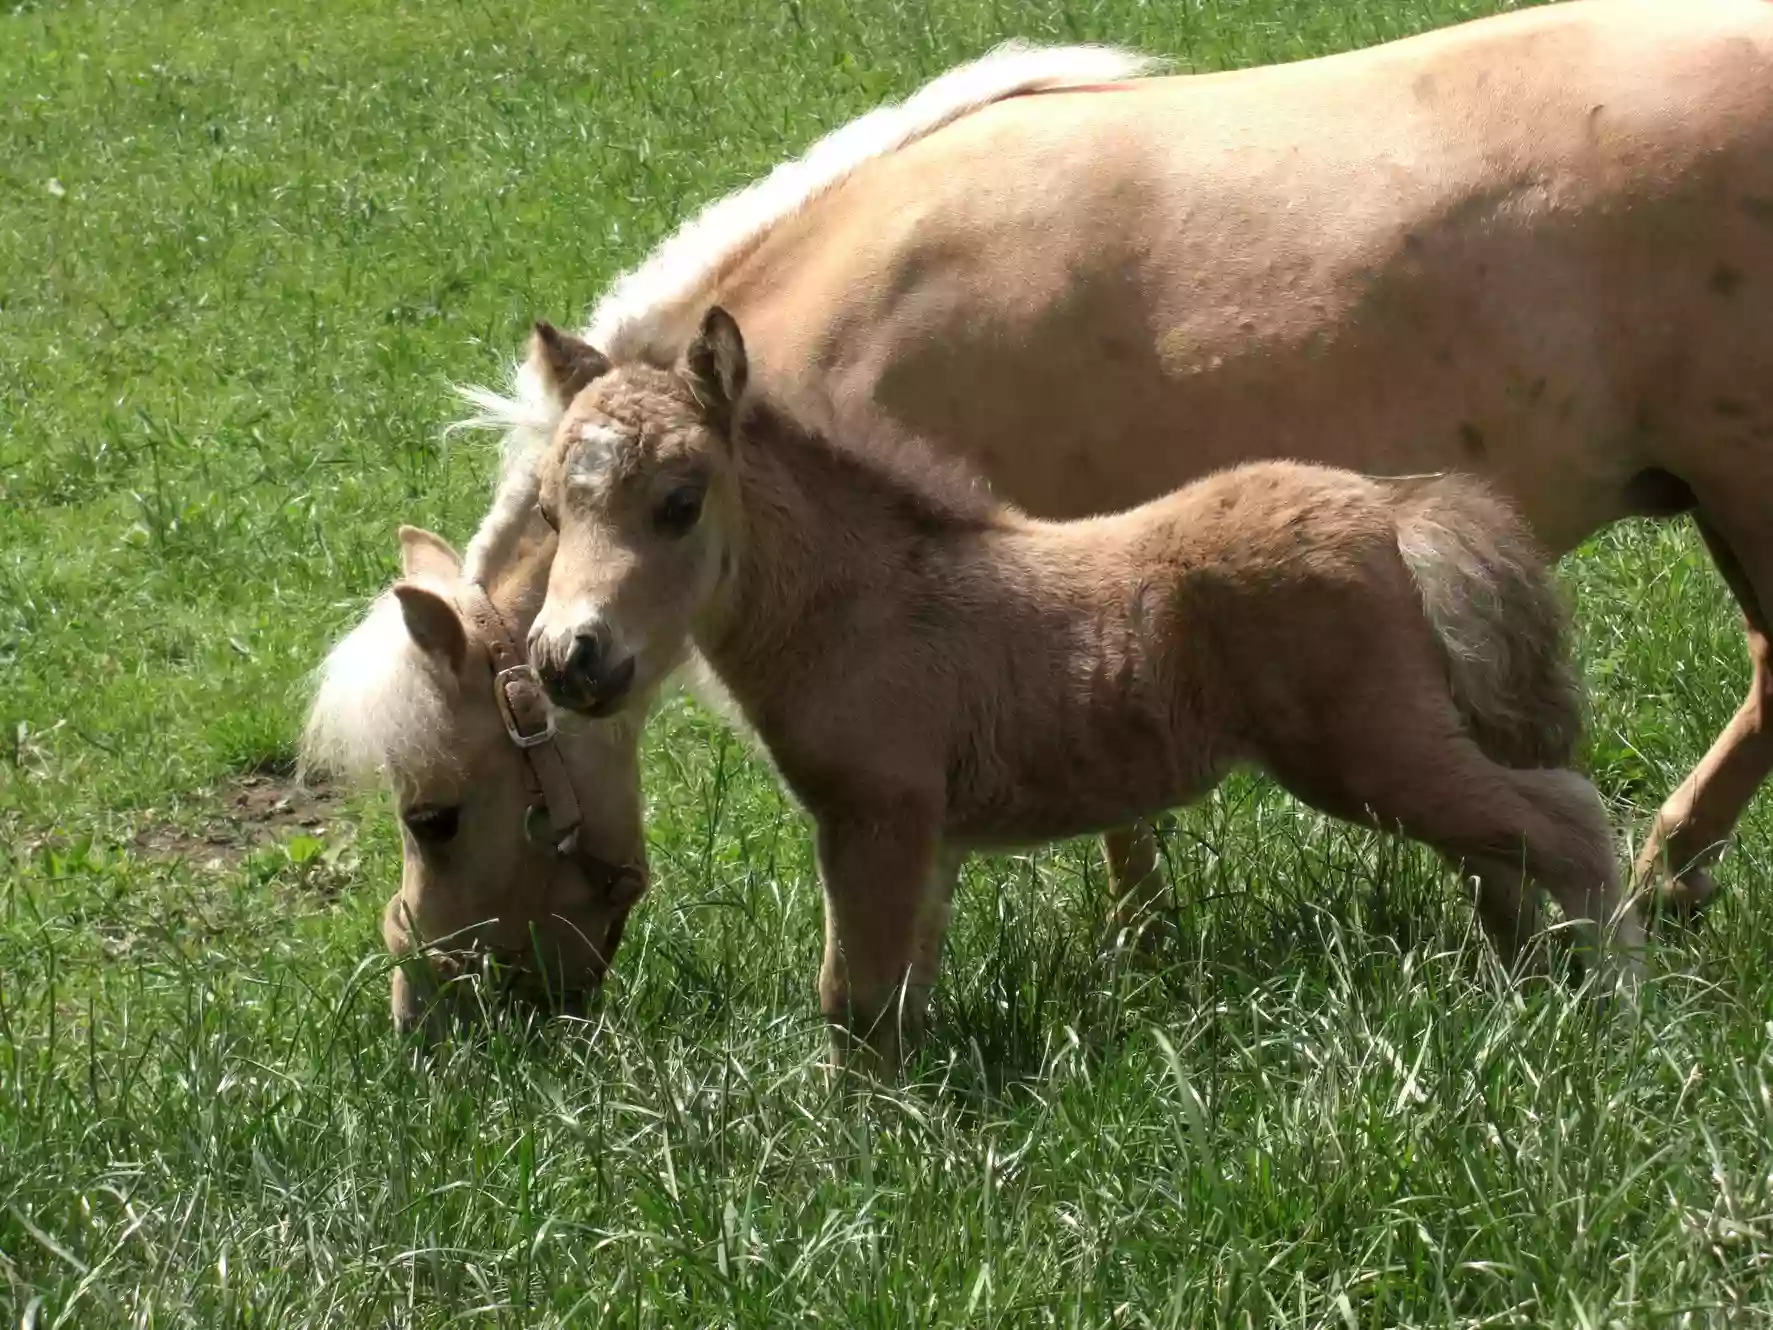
[699, 408, 1003, 675]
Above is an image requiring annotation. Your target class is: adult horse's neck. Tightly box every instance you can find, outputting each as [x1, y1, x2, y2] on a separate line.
[477, 509, 557, 637]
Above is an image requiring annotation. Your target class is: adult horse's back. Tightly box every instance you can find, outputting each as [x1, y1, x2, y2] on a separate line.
[478, 0, 1773, 914]
[747, 0, 1773, 548]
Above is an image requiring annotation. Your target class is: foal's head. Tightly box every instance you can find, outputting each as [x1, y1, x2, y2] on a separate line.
[525, 309, 750, 716]
[304, 523, 648, 1034]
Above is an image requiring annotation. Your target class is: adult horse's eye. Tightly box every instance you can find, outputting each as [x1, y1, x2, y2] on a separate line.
[403, 805, 460, 845]
[655, 486, 704, 537]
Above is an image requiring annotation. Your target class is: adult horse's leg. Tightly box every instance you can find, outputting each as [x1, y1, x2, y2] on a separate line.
[1102, 821, 1167, 947]
[1634, 510, 1773, 918]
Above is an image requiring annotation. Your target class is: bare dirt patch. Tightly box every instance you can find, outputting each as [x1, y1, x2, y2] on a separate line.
[132, 770, 354, 875]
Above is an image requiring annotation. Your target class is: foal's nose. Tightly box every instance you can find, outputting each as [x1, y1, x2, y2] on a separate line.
[565, 624, 608, 686]
[538, 619, 637, 715]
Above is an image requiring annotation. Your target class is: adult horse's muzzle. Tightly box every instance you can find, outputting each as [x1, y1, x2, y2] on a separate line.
[384, 891, 641, 1039]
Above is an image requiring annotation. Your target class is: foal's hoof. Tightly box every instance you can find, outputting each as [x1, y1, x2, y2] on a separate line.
[823, 1010, 916, 1085]
[823, 1043, 905, 1090]
[1591, 954, 1649, 1015]
[1105, 910, 1172, 965]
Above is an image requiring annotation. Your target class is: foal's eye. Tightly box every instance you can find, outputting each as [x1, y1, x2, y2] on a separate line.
[403, 805, 461, 845]
[654, 486, 704, 537]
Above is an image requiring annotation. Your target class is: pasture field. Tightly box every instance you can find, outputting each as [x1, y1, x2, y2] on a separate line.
[4, 0, 1773, 1323]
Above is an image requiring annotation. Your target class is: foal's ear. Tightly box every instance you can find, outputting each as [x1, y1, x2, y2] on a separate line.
[393, 583, 467, 670]
[530, 321, 612, 408]
[398, 525, 462, 581]
[681, 306, 748, 431]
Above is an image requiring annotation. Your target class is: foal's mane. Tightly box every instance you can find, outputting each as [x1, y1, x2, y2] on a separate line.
[453, 39, 1155, 581]
[742, 396, 1005, 534]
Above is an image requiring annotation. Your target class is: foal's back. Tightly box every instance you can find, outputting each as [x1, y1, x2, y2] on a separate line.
[933, 463, 1438, 845]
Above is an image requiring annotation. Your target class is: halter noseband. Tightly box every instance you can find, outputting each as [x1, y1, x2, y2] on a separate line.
[456, 581, 647, 905]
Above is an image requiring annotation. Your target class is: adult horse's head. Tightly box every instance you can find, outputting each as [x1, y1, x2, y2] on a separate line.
[525, 310, 749, 718]
[302, 520, 649, 1036]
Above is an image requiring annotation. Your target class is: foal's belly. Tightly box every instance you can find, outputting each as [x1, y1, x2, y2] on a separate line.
[939, 666, 1231, 850]
[943, 764, 1220, 854]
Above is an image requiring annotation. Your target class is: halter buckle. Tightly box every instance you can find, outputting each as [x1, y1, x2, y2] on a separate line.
[494, 664, 557, 749]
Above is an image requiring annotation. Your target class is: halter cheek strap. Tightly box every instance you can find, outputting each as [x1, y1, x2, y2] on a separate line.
[456, 582, 585, 853]
[453, 581, 649, 908]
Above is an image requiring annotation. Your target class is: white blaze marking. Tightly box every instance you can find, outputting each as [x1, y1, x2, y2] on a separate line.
[568, 423, 626, 489]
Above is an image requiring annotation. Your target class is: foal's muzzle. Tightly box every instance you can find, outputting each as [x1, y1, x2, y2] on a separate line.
[537, 624, 636, 716]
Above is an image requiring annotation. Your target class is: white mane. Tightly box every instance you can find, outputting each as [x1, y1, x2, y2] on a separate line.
[312, 42, 1156, 776]
[300, 583, 461, 791]
[301, 568, 654, 791]
[583, 40, 1155, 364]
[454, 39, 1156, 582]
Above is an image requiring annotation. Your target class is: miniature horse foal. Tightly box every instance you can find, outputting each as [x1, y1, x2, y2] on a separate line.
[527, 309, 1645, 1070]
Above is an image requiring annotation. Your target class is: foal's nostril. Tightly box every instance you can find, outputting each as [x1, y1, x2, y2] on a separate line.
[565, 628, 605, 687]
[535, 619, 633, 713]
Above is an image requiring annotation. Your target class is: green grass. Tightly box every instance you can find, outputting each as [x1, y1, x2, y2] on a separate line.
[5, 0, 1773, 1323]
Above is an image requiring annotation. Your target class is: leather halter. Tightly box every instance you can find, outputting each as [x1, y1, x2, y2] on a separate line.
[456, 581, 647, 904]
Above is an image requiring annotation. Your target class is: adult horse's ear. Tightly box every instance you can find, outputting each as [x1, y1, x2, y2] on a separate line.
[393, 583, 467, 670]
[398, 525, 461, 581]
[531, 321, 611, 407]
[682, 306, 748, 432]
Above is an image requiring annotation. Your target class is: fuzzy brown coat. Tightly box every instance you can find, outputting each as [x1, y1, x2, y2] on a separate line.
[529, 311, 1644, 1068]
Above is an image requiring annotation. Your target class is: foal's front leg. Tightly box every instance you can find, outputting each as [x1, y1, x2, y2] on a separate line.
[815, 811, 942, 1074]
[1102, 822, 1167, 949]
[912, 846, 965, 995]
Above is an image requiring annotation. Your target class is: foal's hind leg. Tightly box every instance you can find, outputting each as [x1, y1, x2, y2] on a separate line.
[1275, 711, 1644, 984]
[1490, 768, 1645, 983]
[1102, 821, 1167, 948]
[1635, 509, 1773, 919]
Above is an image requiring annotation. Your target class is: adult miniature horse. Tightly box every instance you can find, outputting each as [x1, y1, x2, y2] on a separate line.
[314, 0, 1773, 1023]
[464, 0, 1773, 922]
[526, 306, 1647, 1068]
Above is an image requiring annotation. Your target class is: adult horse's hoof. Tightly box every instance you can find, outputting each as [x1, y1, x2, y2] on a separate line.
[1636, 860, 1720, 931]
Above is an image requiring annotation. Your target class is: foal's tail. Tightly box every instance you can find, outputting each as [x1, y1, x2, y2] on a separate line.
[1392, 476, 1581, 769]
